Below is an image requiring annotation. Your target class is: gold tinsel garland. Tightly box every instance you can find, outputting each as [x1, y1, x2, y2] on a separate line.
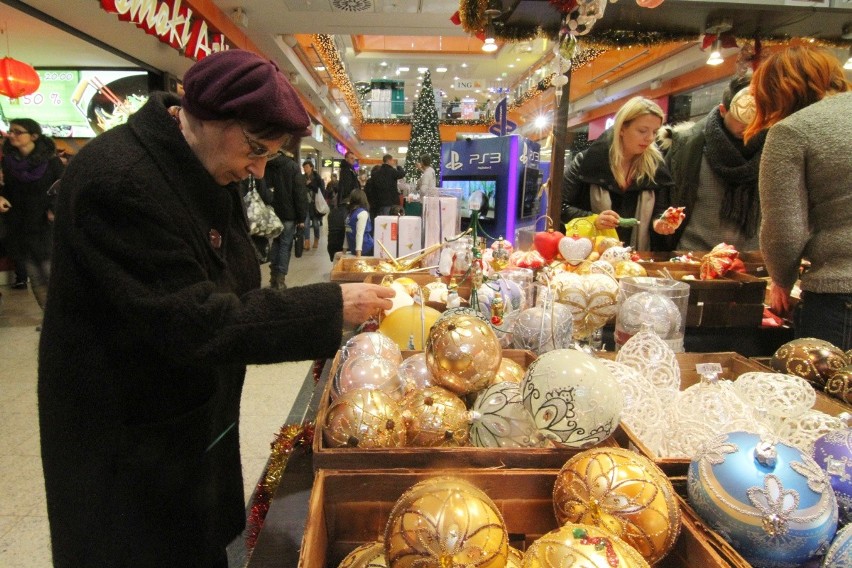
[313, 34, 364, 124]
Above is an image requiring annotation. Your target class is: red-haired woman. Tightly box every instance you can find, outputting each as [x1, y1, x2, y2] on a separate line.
[745, 45, 852, 349]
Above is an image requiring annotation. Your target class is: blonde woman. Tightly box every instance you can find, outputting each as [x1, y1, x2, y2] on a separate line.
[561, 96, 675, 250]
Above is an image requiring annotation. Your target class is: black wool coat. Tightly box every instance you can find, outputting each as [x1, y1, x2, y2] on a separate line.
[369, 163, 405, 210]
[265, 153, 308, 223]
[38, 93, 344, 567]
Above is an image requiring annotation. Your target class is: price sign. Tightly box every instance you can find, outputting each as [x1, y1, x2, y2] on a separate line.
[695, 363, 723, 376]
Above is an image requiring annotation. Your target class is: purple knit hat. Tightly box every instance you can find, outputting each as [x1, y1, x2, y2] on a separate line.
[181, 49, 311, 136]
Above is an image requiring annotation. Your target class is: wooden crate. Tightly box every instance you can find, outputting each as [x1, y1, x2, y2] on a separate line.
[330, 257, 431, 283]
[313, 349, 616, 471]
[362, 272, 473, 306]
[598, 351, 851, 476]
[299, 469, 749, 568]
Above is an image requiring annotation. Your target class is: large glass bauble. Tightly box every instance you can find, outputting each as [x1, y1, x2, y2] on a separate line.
[771, 338, 848, 389]
[378, 304, 442, 350]
[400, 386, 470, 447]
[522, 523, 650, 568]
[342, 332, 403, 366]
[826, 365, 852, 405]
[553, 447, 681, 564]
[425, 314, 502, 395]
[521, 349, 623, 448]
[616, 326, 681, 398]
[397, 353, 434, 394]
[338, 541, 387, 568]
[822, 523, 852, 568]
[323, 388, 406, 448]
[511, 304, 573, 355]
[384, 476, 509, 568]
[334, 354, 406, 401]
[469, 382, 543, 448]
[489, 357, 526, 386]
[688, 431, 838, 568]
[813, 428, 852, 526]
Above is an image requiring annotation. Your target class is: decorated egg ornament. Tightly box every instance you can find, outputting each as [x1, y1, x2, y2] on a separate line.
[813, 428, 852, 525]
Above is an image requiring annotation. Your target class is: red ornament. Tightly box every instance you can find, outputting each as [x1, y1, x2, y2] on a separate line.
[533, 228, 565, 262]
[0, 57, 40, 99]
[549, 0, 579, 13]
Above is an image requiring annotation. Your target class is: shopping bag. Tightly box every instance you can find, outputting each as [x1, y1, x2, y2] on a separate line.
[314, 190, 330, 216]
[243, 178, 284, 239]
[293, 231, 305, 258]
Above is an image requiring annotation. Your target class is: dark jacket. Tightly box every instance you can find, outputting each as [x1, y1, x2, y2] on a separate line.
[561, 129, 673, 250]
[327, 202, 348, 261]
[368, 162, 405, 210]
[38, 93, 344, 567]
[305, 170, 326, 217]
[1, 138, 64, 261]
[337, 160, 358, 204]
[265, 153, 308, 223]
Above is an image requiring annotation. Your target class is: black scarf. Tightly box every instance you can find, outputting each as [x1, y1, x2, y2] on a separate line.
[703, 108, 767, 237]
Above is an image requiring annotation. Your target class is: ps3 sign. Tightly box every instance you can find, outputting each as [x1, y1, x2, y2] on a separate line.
[520, 140, 541, 169]
[445, 150, 502, 172]
[441, 137, 510, 176]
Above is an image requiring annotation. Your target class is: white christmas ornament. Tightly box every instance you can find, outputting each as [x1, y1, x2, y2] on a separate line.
[469, 382, 543, 448]
[616, 324, 681, 396]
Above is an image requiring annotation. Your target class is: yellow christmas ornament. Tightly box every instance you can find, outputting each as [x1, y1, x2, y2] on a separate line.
[323, 388, 407, 449]
[613, 260, 647, 278]
[384, 476, 509, 568]
[338, 541, 388, 568]
[552, 447, 681, 565]
[378, 304, 442, 350]
[425, 314, 502, 395]
[489, 357, 526, 385]
[401, 386, 469, 447]
[522, 524, 650, 568]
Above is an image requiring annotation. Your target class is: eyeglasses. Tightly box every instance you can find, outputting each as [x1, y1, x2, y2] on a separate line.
[240, 126, 276, 160]
[7, 128, 29, 136]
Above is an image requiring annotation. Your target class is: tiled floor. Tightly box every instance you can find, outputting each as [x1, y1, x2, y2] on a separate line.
[0, 231, 335, 567]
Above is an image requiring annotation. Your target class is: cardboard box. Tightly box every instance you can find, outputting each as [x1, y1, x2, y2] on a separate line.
[299, 469, 750, 568]
[397, 216, 422, 257]
[598, 351, 851, 476]
[372, 215, 399, 259]
[313, 349, 620, 471]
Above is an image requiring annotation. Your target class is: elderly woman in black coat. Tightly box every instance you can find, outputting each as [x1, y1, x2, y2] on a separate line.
[38, 50, 393, 568]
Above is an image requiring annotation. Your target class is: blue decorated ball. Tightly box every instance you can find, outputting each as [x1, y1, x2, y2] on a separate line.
[822, 522, 852, 567]
[813, 428, 852, 526]
[688, 431, 838, 567]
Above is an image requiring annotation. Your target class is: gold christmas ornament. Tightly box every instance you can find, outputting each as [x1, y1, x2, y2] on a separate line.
[334, 355, 406, 401]
[490, 357, 526, 385]
[342, 332, 404, 366]
[771, 337, 848, 389]
[338, 541, 388, 568]
[522, 523, 650, 568]
[552, 447, 681, 565]
[825, 365, 852, 404]
[506, 546, 524, 568]
[613, 259, 647, 278]
[401, 386, 470, 447]
[323, 388, 407, 448]
[425, 314, 502, 395]
[384, 476, 509, 568]
[378, 304, 442, 351]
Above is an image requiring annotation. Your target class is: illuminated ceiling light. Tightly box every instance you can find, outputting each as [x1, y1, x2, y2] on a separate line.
[340, 115, 350, 124]
[534, 115, 548, 128]
[417, 83, 422, 87]
[496, 77, 502, 81]
[398, 66, 409, 72]
[435, 66, 447, 73]
[507, 64, 515, 68]
[482, 22, 498, 52]
[474, 89, 481, 93]
[453, 76, 459, 80]
[314, 65, 326, 71]
[417, 66, 428, 73]
[706, 39, 724, 66]
[461, 62, 468, 68]
[516, 58, 521, 62]
[335, 107, 342, 115]
[380, 61, 388, 67]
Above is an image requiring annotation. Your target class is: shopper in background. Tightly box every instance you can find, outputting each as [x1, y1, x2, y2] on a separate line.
[561, 96, 675, 250]
[38, 49, 393, 568]
[303, 160, 324, 249]
[368, 153, 406, 218]
[337, 150, 358, 204]
[1, 118, 64, 310]
[325, 172, 339, 206]
[660, 76, 766, 251]
[745, 45, 852, 349]
[415, 153, 437, 197]
[266, 148, 308, 289]
[346, 189, 374, 257]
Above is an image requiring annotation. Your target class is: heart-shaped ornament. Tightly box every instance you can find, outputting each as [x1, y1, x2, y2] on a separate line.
[533, 229, 565, 262]
[558, 235, 593, 265]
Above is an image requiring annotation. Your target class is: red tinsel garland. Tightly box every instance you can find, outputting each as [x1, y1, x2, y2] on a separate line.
[245, 423, 315, 550]
[549, 0, 578, 14]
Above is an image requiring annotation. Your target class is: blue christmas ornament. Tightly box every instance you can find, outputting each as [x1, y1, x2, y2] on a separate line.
[477, 278, 525, 315]
[688, 431, 838, 568]
[813, 428, 852, 526]
[821, 522, 852, 567]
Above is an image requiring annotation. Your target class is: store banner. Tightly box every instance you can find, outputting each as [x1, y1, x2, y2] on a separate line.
[441, 137, 511, 176]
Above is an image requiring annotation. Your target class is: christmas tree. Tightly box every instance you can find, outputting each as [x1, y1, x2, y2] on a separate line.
[404, 70, 442, 185]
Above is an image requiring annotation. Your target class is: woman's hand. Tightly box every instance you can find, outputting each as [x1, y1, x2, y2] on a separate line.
[0, 196, 10, 213]
[652, 219, 676, 235]
[340, 283, 395, 327]
[768, 281, 792, 317]
[594, 210, 620, 230]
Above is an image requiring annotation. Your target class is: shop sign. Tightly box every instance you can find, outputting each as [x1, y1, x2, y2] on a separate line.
[100, 0, 229, 61]
[453, 79, 483, 91]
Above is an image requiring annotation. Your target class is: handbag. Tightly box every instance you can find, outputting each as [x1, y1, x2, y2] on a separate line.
[314, 189, 330, 216]
[293, 230, 305, 258]
[243, 176, 284, 239]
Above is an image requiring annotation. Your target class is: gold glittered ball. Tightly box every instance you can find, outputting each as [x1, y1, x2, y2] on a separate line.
[506, 546, 524, 568]
[400, 386, 469, 447]
[613, 259, 647, 278]
[425, 314, 502, 395]
[489, 357, 526, 386]
[323, 388, 406, 448]
[338, 541, 388, 568]
[352, 260, 375, 273]
[825, 365, 852, 404]
[384, 476, 509, 568]
[771, 337, 848, 389]
[552, 447, 681, 565]
[522, 523, 650, 568]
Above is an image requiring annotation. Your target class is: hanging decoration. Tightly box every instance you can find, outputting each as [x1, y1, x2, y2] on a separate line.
[312, 34, 364, 124]
[0, 56, 40, 99]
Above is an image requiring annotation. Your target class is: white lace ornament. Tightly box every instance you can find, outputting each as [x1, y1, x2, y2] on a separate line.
[616, 324, 681, 396]
[599, 359, 667, 456]
[776, 410, 850, 456]
[733, 372, 816, 431]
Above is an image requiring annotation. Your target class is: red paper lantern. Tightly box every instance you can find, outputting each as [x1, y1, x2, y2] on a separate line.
[0, 57, 40, 99]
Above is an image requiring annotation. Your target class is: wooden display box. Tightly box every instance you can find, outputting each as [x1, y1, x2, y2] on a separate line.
[313, 349, 617, 471]
[362, 272, 473, 309]
[330, 257, 430, 283]
[298, 469, 751, 568]
[598, 351, 851, 476]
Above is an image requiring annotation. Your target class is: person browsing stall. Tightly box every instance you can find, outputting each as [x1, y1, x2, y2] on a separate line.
[37, 49, 393, 568]
[346, 189, 374, 257]
[561, 96, 676, 250]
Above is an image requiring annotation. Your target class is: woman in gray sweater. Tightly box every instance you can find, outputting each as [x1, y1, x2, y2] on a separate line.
[746, 46, 852, 349]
